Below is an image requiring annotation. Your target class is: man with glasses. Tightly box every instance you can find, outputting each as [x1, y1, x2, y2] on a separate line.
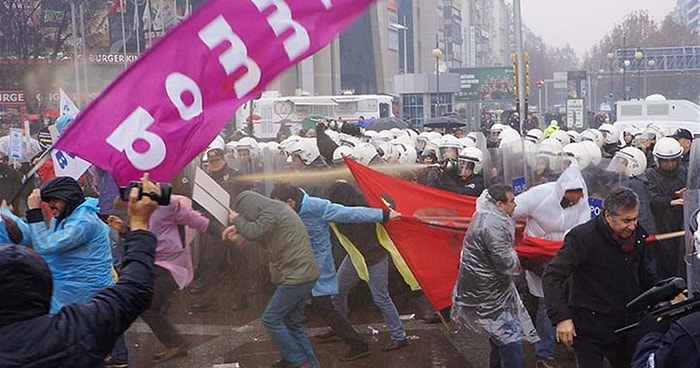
[542, 187, 659, 368]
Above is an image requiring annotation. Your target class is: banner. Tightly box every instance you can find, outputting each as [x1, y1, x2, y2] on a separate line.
[344, 158, 563, 310]
[50, 89, 92, 180]
[55, 0, 375, 185]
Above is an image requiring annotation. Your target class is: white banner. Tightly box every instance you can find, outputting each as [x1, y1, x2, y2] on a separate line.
[50, 89, 92, 179]
[9, 128, 23, 159]
[193, 166, 230, 225]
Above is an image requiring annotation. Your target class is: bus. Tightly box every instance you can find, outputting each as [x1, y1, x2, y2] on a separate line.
[235, 91, 395, 139]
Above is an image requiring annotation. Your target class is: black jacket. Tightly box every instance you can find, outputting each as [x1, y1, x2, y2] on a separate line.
[543, 215, 658, 327]
[646, 165, 687, 234]
[0, 230, 156, 367]
[632, 312, 700, 368]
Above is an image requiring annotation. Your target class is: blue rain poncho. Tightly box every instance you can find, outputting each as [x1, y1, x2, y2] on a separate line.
[0, 208, 31, 245]
[29, 198, 114, 313]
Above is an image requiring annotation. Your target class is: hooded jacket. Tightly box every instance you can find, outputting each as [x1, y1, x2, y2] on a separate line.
[451, 190, 538, 345]
[0, 208, 31, 245]
[232, 191, 319, 285]
[0, 230, 156, 367]
[27, 179, 113, 313]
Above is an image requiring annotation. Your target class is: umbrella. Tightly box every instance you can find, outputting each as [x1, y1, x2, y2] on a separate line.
[363, 117, 409, 131]
[0, 135, 42, 162]
[423, 115, 466, 130]
[301, 114, 325, 130]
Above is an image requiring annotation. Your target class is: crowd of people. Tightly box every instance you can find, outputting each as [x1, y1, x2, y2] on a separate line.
[0, 113, 697, 368]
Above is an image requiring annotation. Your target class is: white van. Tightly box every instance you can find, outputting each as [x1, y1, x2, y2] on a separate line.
[613, 95, 700, 137]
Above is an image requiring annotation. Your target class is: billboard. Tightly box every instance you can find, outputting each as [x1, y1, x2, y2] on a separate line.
[453, 67, 515, 102]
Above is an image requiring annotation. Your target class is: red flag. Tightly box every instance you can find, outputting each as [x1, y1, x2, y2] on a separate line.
[344, 158, 563, 310]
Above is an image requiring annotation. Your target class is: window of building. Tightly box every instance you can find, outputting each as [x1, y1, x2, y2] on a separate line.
[402, 93, 424, 129]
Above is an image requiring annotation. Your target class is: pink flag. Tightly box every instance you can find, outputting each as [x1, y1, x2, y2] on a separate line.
[55, 0, 375, 185]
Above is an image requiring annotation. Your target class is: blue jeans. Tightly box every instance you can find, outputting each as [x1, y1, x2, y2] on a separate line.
[331, 256, 406, 341]
[110, 334, 129, 361]
[262, 281, 319, 368]
[534, 297, 555, 360]
[489, 337, 526, 368]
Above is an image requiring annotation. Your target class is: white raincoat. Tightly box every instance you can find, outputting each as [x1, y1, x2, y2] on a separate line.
[514, 162, 590, 297]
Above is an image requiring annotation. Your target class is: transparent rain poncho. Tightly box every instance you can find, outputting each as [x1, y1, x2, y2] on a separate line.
[451, 190, 538, 345]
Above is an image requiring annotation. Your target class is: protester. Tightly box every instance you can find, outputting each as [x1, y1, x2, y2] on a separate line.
[543, 187, 660, 368]
[452, 184, 538, 368]
[270, 182, 403, 361]
[223, 190, 320, 368]
[0, 174, 159, 367]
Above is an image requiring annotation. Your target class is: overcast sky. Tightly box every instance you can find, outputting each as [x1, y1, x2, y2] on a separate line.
[519, 0, 677, 56]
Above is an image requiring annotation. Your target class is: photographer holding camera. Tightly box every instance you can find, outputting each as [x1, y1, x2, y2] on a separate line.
[0, 174, 159, 367]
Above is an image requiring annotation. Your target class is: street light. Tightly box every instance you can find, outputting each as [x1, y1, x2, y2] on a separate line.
[622, 59, 631, 100]
[644, 59, 656, 98]
[634, 50, 644, 99]
[432, 47, 444, 118]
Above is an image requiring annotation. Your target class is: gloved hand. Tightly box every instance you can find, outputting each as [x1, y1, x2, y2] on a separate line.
[639, 314, 671, 335]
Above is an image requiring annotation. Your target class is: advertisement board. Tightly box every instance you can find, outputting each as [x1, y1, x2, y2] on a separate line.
[453, 67, 515, 102]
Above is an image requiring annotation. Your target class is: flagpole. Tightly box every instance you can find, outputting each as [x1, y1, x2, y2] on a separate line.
[79, 0, 89, 106]
[119, 0, 128, 69]
[135, 0, 141, 55]
[70, 1, 82, 107]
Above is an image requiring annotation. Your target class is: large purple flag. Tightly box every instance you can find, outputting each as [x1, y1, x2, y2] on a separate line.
[55, 0, 375, 185]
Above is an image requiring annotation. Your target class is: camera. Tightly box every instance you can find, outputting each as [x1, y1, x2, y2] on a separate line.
[119, 181, 172, 206]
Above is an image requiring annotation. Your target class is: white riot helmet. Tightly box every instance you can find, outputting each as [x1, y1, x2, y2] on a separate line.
[458, 137, 476, 150]
[438, 134, 461, 159]
[645, 123, 667, 141]
[608, 147, 647, 177]
[416, 132, 431, 150]
[466, 131, 480, 145]
[287, 137, 320, 165]
[236, 137, 260, 159]
[566, 130, 581, 143]
[420, 141, 441, 163]
[525, 128, 544, 144]
[549, 130, 572, 146]
[339, 134, 361, 148]
[203, 135, 226, 161]
[404, 129, 418, 145]
[393, 142, 418, 165]
[325, 129, 340, 144]
[458, 146, 483, 175]
[279, 135, 303, 154]
[389, 128, 403, 139]
[351, 142, 381, 166]
[498, 128, 521, 148]
[375, 141, 398, 164]
[332, 145, 354, 165]
[652, 137, 683, 166]
[489, 123, 507, 134]
[362, 130, 379, 143]
[580, 129, 605, 148]
[535, 138, 563, 172]
[598, 123, 621, 146]
[425, 131, 443, 142]
[579, 140, 603, 166]
[376, 130, 395, 142]
[225, 140, 238, 153]
[562, 142, 592, 169]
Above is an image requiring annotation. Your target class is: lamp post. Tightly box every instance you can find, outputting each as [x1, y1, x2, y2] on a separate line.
[606, 52, 614, 99]
[432, 47, 443, 118]
[644, 59, 656, 98]
[622, 59, 631, 100]
[391, 21, 408, 74]
[634, 50, 643, 99]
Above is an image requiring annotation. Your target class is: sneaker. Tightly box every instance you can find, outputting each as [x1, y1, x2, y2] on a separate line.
[314, 329, 336, 339]
[536, 359, 560, 368]
[340, 344, 370, 361]
[382, 339, 409, 352]
[104, 356, 128, 368]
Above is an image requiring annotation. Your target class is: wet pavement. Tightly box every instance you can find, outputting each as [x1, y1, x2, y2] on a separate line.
[120, 274, 581, 368]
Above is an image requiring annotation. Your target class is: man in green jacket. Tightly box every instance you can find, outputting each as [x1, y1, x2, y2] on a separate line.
[223, 190, 320, 368]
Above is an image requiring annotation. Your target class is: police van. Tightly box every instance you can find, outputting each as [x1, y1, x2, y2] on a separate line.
[235, 91, 394, 140]
[613, 94, 700, 137]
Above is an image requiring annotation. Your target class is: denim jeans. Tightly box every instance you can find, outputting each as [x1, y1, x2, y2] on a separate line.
[534, 297, 555, 360]
[488, 337, 526, 368]
[262, 281, 319, 368]
[110, 334, 129, 362]
[331, 256, 406, 341]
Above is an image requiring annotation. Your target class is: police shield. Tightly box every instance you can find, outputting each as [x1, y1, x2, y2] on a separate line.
[501, 138, 535, 195]
[685, 139, 700, 294]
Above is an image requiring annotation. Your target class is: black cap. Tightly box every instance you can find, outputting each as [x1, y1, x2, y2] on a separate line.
[206, 148, 225, 161]
[672, 128, 693, 141]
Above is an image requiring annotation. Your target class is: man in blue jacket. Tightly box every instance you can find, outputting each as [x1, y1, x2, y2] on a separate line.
[271, 182, 402, 362]
[0, 174, 159, 367]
